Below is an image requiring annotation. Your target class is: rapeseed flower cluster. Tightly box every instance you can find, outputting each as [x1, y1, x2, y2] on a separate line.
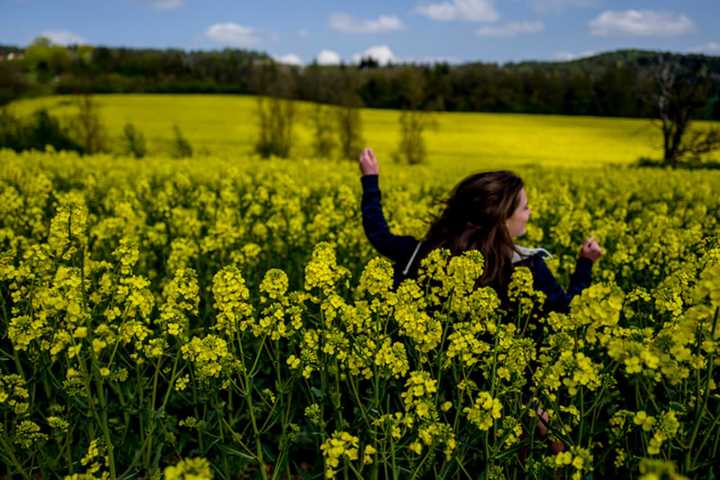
[181, 335, 231, 380]
[320, 431, 359, 479]
[508, 266, 546, 319]
[304, 242, 350, 299]
[212, 265, 253, 336]
[548, 445, 593, 480]
[159, 267, 199, 338]
[465, 391, 502, 431]
[163, 456, 213, 480]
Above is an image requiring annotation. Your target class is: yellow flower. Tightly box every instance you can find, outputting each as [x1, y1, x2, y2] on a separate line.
[363, 445, 377, 465]
[287, 355, 301, 369]
[212, 265, 254, 336]
[555, 451, 573, 467]
[181, 335, 231, 380]
[464, 391, 502, 431]
[164, 457, 213, 480]
[633, 411, 656, 432]
[320, 431, 359, 478]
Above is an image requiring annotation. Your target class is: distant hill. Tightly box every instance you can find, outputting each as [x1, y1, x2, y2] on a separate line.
[507, 49, 720, 76]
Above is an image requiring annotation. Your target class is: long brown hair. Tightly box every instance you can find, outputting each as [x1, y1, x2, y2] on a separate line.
[421, 170, 524, 294]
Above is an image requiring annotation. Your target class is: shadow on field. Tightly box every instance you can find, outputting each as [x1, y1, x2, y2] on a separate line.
[635, 156, 720, 170]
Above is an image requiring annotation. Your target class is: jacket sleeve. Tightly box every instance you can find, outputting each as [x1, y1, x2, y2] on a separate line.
[361, 175, 418, 265]
[531, 255, 593, 314]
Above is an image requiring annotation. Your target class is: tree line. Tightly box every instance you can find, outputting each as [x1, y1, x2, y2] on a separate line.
[2, 38, 720, 120]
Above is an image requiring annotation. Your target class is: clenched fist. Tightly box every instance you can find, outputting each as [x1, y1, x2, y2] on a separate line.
[359, 147, 379, 176]
[579, 237, 602, 263]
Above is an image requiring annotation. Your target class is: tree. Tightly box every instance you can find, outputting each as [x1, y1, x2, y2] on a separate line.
[30, 109, 83, 152]
[392, 68, 435, 165]
[0, 108, 24, 149]
[334, 93, 364, 161]
[123, 122, 146, 158]
[310, 103, 336, 158]
[0, 108, 82, 153]
[254, 95, 295, 158]
[651, 59, 720, 168]
[0, 60, 29, 105]
[357, 56, 380, 69]
[171, 124, 193, 158]
[24, 36, 72, 85]
[392, 110, 435, 165]
[71, 94, 108, 154]
[252, 65, 298, 159]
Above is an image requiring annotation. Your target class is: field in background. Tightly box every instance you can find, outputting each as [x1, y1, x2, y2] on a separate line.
[7, 93, 681, 169]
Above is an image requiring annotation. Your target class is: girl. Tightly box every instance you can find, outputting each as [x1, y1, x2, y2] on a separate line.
[358, 146, 602, 454]
[358, 147, 602, 314]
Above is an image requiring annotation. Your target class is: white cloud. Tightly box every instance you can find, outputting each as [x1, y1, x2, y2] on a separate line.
[298, 29, 309, 38]
[205, 23, 259, 48]
[329, 13, 405, 34]
[688, 42, 720, 54]
[475, 21, 544, 37]
[532, 0, 597, 14]
[40, 30, 86, 45]
[352, 45, 396, 66]
[147, 0, 183, 10]
[276, 53, 302, 66]
[415, 0, 498, 22]
[553, 50, 596, 61]
[316, 49, 341, 65]
[589, 10, 695, 37]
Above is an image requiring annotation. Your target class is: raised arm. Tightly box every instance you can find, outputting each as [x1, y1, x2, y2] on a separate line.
[359, 148, 418, 264]
[532, 256, 593, 314]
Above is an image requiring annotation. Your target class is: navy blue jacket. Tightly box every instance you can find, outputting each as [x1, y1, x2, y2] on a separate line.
[360, 174, 593, 315]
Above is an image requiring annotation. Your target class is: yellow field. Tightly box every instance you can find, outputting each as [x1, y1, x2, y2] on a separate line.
[8, 93, 703, 170]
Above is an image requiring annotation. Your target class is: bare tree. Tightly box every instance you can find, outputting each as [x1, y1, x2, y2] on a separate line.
[392, 109, 436, 165]
[254, 71, 297, 159]
[123, 122, 146, 158]
[71, 94, 108, 154]
[652, 60, 720, 168]
[334, 93, 364, 161]
[679, 128, 720, 164]
[310, 103, 336, 158]
[171, 124, 193, 158]
[392, 68, 436, 165]
[254, 95, 295, 158]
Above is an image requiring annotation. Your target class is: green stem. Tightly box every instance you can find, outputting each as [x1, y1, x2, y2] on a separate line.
[685, 307, 718, 472]
[144, 356, 163, 469]
[0, 435, 31, 480]
[94, 374, 117, 478]
[578, 386, 584, 446]
[409, 449, 431, 480]
[348, 376, 372, 430]
[238, 338, 269, 480]
[694, 411, 720, 466]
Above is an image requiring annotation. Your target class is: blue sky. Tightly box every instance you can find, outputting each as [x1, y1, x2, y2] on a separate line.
[1, 0, 719, 65]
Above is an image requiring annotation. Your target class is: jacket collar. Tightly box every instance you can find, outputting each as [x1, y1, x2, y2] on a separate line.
[511, 244, 552, 264]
